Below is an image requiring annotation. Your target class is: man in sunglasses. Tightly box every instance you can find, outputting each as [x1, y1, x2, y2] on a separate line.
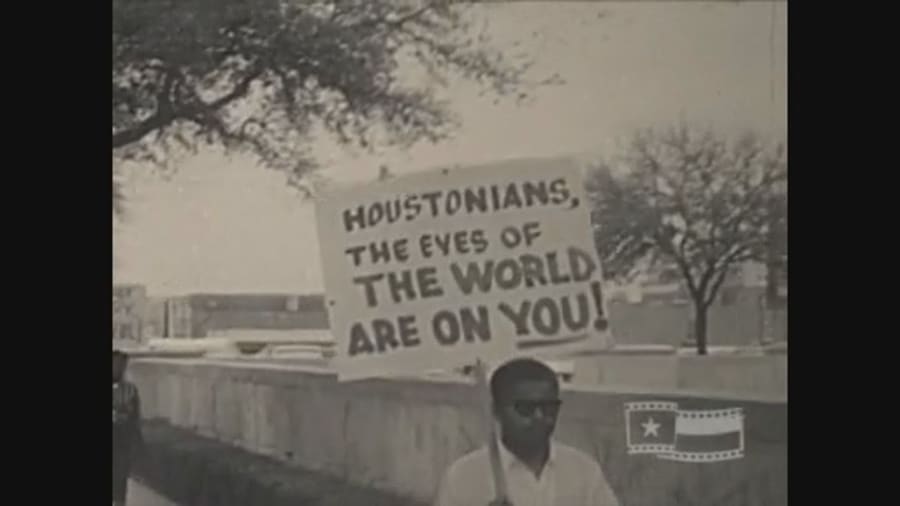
[434, 358, 619, 506]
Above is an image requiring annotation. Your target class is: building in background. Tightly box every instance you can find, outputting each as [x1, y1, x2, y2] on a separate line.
[129, 268, 786, 349]
[113, 284, 148, 347]
[145, 293, 329, 339]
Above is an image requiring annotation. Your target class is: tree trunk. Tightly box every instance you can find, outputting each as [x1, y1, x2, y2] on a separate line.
[694, 303, 709, 355]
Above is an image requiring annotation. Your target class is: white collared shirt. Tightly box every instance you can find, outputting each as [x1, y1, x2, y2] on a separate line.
[434, 440, 620, 506]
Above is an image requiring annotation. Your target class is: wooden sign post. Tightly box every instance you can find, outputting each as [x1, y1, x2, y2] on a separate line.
[474, 359, 509, 503]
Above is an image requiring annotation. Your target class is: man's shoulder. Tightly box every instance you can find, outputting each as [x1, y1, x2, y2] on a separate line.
[553, 442, 605, 471]
[449, 445, 490, 467]
[436, 447, 493, 505]
[446, 442, 604, 473]
[444, 446, 490, 479]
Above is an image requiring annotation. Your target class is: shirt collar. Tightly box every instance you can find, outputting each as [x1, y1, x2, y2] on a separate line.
[497, 437, 557, 472]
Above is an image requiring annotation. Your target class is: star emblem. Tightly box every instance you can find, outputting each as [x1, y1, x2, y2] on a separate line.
[642, 417, 661, 437]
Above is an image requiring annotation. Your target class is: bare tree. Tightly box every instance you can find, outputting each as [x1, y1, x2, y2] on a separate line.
[113, 0, 558, 214]
[586, 124, 787, 354]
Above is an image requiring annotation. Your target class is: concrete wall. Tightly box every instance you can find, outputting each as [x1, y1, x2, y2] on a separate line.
[130, 359, 787, 506]
[677, 354, 788, 398]
[572, 351, 788, 399]
[606, 288, 788, 347]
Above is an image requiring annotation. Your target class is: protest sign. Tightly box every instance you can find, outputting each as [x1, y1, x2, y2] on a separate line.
[315, 156, 613, 381]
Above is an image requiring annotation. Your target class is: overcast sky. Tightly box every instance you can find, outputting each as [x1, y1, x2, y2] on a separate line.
[113, 1, 787, 296]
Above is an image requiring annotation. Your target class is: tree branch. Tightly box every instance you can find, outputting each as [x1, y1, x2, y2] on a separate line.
[703, 265, 730, 309]
[112, 67, 263, 149]
[697, 264, 717, 303]
[707, 165, 783, 263]
[652, 228, 700, 301]
[700, 243, 755, 307]
[339, 1, 438, 32]
[385, 3, 439, 29]
[206, 68, 263, 110]
[112, 110, 178, 148]
[675, 255, 702, 303]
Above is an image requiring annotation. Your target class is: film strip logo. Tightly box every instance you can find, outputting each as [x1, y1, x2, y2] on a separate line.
[625, 402, 745, 463]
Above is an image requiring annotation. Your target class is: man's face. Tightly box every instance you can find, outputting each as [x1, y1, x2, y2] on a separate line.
[113, 357, 127, 381]
[495, 379, 561, 451]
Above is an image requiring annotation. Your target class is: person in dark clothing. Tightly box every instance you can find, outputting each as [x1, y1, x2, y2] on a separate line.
[113, 350, 143, 506]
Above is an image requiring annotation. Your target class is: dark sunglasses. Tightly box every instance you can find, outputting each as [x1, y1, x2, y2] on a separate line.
[510, 400, 562, 418]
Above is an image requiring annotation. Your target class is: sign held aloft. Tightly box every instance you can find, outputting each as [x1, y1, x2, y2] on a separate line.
[315, 157, 614, 381]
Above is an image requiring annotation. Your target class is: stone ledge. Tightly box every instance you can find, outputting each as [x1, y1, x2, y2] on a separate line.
[134, 419, 426, 506]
